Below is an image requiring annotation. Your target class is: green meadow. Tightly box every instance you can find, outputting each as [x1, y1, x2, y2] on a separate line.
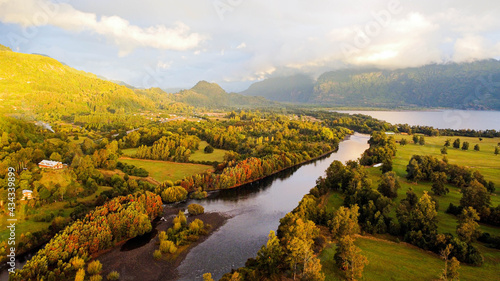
[321, 135, 500, 280]
[118, 158, 213, 183]
[189, 141, 227, 162]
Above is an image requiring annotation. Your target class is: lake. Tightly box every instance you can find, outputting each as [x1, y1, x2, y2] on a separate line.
[334, 110, 500, 131]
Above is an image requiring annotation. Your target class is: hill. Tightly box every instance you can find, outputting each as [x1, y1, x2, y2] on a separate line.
[241, 60, 500, 110]
[0, 45, 157, 118]
[241, 74, 314, 103]
[173, 81, 273, 108]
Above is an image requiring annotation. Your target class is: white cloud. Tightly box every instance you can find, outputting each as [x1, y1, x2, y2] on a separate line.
[236, 42, 246, 49]
[0, 0, 205, 54]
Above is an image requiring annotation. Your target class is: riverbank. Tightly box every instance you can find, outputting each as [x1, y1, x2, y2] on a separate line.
[98, 208, 229, 281]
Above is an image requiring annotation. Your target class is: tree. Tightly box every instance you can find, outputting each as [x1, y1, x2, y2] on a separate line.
[400, 138, 407, 146]
[334, 235, 368, 281]
[456, 207, 481, 244]
[256, 231, 283, 277]
[441, 147, 448, 155]
[444, 139, 451, 147]
[453, 138, 460, 149]
[495, 146, 499, 155]
[419, 136, 425, 145]
[460, 180, 491, 219]
[474, 144, 480, 151]
[378, 171, 400, 199]
[381, 159, 392, 173]
[440, 244, 460, 281]
[87, 260, 102, 275]
[49, 152, 62, 162]
[204, 145, 214, 154]
[74, 268, 85, 281]
[203, 273, 214, 281]
[431, 172, 449, 196]
[187, 204, 205, 215]
[461, 142, 469, 151]
[413, 135, 419, 144]
[328, 205, 360, 239]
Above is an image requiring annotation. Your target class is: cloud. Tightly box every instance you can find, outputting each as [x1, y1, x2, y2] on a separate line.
[2, 0, 500, 91]
[0, 0, 205, 54]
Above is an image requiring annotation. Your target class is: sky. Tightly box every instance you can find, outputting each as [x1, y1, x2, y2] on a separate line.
[1, 0, 500, 92]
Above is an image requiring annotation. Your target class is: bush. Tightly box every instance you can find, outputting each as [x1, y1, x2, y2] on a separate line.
[161, 186, 188, 203]
[204, 145, 214, 154]
[106, 271, 120, 280]
[188, 204, 205, 215]
[160, 240, 177, 254]
[153, 249, 162, 260]
[90, 274, 103, 281]
[87, 260, 103, 275]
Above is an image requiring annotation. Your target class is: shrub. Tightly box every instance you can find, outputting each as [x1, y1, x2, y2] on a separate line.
[87, 260, 103, 275]
[90, 275, 103, 281]
[204, 145, 214, 153]
[153, 249, 162, 260]
[106, 271, 120, 280]
[188, 204, 205, 215]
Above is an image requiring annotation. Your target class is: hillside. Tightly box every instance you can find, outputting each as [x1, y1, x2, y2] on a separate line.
[173, 80, 272, 108]
[0, 45, 157, 118]
[241, 74, 314, 102]
[241, 60, 500, 109]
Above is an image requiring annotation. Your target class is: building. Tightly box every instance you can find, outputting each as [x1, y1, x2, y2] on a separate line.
[38, 160, 63, 169]
[22, 190, 33, 200]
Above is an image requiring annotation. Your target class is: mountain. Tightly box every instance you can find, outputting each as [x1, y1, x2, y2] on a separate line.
[242, 60, 500, 110]
[0, 44, 157, 117]
[241, 74, 314, 103]
[173, 81, 273, 108]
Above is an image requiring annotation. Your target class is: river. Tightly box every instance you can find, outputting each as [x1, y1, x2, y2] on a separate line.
[0, 133, 369, 281]
[334, 110, 500, 131]
[175, 133, 370, 280]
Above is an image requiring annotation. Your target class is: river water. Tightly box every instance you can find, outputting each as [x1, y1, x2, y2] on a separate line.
[175, 133, 370, 280]
[334, 110, 500, 131]
[0, 133, 369, 281]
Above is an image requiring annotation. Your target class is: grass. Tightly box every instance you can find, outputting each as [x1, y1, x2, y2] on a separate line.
[121, 147, 138, 157]
[0, 186, 111, 242]
[321, 134, 500, 279]
[320, 236, 500, 281]
[118, 158, 213, 183]
[189, 141, 227, 162]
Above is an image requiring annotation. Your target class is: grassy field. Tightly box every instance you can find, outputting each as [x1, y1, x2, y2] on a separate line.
[0, 185, 111, 241]
[394, 135, 500, 188]
[118, 158, 213, 183]
[121, 147, 138, 157]
[321, 135, 500, 280]
[189, 141, 227, 162]
[321, 237, 500, 281]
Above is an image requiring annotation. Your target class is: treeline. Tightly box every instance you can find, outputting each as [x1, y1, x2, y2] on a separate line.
[135, 134, 199, 162]
[406, 154, 498, 226]
[11, 191, 162, 280]
[359, 131, 397, 170]
[180, 150, 330, 192]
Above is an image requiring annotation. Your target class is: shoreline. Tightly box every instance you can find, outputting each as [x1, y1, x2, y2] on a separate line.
[98, 209, 229, 281]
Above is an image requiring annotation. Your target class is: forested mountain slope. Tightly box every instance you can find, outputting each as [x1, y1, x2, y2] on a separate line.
[242, 60, 500, 109]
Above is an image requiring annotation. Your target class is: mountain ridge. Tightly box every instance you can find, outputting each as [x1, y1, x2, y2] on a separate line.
[241, 60, 500, 109]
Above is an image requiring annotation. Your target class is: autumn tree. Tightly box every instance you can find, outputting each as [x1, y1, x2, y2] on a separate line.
[456, 207, 481, 244]
[256, 231, 283, 277]
[328, 205, 360, 239]
[203, 273, 214, 281]
[334, 235, 368, 281]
